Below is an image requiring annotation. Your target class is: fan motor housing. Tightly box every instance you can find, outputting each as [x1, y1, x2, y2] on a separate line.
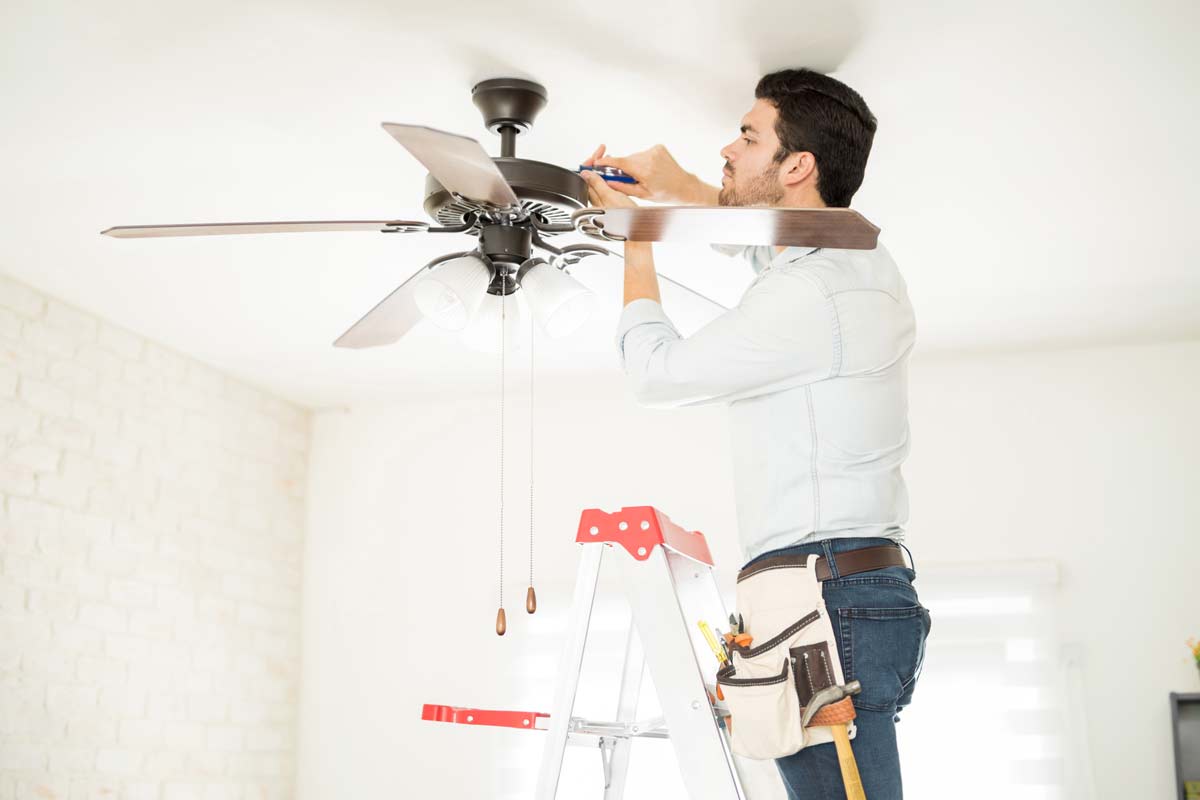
[471, 78, 547, 136]
[423, 157, 588, 234]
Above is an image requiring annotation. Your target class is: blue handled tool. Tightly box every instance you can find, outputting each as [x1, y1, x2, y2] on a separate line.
[577, 164, 638, 184]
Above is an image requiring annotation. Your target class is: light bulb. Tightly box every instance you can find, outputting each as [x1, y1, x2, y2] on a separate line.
[413, 254, 491, 331]
[460, 289, 529, 353]
[520, 259, 596, 338]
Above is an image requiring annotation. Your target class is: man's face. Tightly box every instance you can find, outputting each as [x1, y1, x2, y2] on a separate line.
[718, 98, 786, 207]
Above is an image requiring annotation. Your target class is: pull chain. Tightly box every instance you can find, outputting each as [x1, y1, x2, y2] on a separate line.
[496, 279, 507, 637]
[526, 312, 537, 615]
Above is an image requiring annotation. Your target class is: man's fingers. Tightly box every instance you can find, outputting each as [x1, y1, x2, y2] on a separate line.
[593, 155, 628, 172]
[588, 168, 649, 198]
[583, 169, 650, 204]
[583, 170, 612, 197]
[605, 181, 651, 199]
[582, 171, 623, 206]
[581, 143, 606, 168]
[581, 171, 605, 205]
[592, 155, 651, 197]
[582, 149, 653, 199]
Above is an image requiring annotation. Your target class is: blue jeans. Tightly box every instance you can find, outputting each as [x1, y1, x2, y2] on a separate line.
[740, 537, 932, 800]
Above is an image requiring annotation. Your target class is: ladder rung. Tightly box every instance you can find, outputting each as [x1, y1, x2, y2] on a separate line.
[568, 716, 670, 740]
[421, 703, 549, 731]
[567, 729, 670, 745]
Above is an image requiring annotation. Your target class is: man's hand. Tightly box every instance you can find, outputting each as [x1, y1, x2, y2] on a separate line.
[580, 168, 638, 210]
[581, 144, 717, 205]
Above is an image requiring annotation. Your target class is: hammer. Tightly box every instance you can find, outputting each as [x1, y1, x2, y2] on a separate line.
[802, 681, 867, 800]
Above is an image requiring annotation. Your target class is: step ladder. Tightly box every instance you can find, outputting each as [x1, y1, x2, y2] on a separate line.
[422, 505, 789, 799]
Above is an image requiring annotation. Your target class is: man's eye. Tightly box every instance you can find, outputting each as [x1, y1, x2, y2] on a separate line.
[743, 138, 753, 145]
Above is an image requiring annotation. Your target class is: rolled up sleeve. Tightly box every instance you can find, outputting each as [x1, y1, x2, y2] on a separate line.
[613, 270, 838, 408]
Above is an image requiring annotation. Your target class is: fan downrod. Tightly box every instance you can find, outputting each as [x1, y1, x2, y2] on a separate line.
[424, 78, 585, 231]
[472, 78, 548, 158]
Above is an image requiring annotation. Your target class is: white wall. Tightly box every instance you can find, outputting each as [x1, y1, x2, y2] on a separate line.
[905, 339, 1200, 799]
[0, 275, 310, 800]
[298, 338, 1200, 799]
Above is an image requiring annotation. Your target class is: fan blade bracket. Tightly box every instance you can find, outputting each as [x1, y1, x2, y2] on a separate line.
[381, 221, 432, 234]
[531, 233, 618, 268]
[571, 208, 626, 243]
[528, 215, 577, 235]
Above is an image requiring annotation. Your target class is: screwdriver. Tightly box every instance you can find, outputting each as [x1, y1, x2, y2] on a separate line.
[697, 620, 728, 665]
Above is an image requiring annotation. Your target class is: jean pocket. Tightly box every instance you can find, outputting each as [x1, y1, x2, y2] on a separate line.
[836, 604, 929, 713]
[898, 605, 932, 709]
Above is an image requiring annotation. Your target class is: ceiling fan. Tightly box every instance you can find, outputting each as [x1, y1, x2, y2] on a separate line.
[101, 77, 880, 353]
[100, 77, 882, 635]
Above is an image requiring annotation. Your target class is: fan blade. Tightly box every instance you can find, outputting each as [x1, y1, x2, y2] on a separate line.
[657, 272, 729, 312]
[101, 220, 427, 238]
[333, 252, 473, 349]
[580, 206, 880, 250]
[578, 243, 730, 312]
[381, 123, 519, 209]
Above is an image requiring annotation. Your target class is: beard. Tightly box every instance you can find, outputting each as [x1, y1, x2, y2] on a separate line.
[718, 161, 785, 207]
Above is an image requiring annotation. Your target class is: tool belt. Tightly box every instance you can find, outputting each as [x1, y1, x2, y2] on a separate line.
[716, 544, 906, 760]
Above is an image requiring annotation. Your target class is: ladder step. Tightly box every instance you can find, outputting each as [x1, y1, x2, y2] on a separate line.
[568, 715, 670, 740]
[421, 704, 674, 741]
[421, 703, 549, 731]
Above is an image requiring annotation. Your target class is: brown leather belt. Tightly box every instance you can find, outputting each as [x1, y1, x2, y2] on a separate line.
[737, 544, 908, 583]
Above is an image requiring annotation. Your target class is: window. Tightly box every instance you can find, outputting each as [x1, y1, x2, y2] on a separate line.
[899, 560, 1096, 800]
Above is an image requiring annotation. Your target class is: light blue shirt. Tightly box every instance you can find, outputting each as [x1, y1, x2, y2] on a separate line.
[614, 242, 916, 563]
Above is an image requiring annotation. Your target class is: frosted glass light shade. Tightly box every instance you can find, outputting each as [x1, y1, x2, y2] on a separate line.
[520, 260, 596, 338]
[460, 290, 528, 354]
[413, 254, 491, 331]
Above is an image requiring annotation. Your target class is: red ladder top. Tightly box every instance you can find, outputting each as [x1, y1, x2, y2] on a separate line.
[575, 506, 713, 566]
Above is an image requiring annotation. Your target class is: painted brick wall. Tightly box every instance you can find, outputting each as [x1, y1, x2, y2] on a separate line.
[0, 274, 309, 800]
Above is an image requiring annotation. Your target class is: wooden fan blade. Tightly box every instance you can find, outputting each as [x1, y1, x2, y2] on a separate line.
[581, 206, 880, 250]
[101, 220, 427, 238]
[333, 252, 473, 349]
[381, 123, 519, 208]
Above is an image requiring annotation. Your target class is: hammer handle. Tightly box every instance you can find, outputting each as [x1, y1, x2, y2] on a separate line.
[832, 723, 867, 800]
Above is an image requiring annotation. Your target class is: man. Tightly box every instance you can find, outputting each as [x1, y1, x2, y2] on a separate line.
[580, 68, 932, 799]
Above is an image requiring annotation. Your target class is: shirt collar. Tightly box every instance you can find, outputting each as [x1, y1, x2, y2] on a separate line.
[710, 243, 820, 276]
[770, 245, 820, 266]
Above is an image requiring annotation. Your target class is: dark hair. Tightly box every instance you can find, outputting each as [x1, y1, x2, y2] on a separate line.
[755, 68, 877, 207]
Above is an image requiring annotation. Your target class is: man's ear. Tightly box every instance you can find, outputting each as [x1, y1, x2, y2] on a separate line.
[781, 151, 818, 188]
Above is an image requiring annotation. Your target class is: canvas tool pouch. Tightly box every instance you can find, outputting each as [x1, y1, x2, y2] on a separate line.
[716, 552, 856, 760]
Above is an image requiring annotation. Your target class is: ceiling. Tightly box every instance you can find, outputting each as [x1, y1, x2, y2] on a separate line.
[2, 0, 1197, 408]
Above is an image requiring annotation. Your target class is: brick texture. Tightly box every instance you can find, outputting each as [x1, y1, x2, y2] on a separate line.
[1, 274, 309, 800]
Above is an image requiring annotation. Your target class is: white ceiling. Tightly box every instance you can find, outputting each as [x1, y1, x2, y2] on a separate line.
[2, 0, 1197, 409]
